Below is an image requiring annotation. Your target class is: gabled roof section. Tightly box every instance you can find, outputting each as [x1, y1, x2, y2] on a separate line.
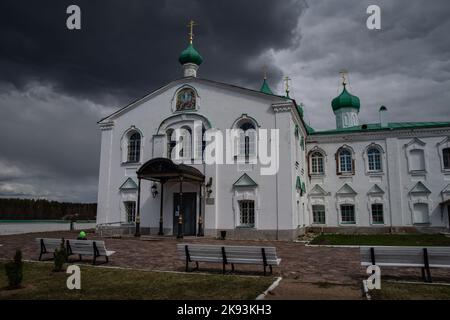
[119, 178, 138, 191]
[98, 77, 290, 124]
[309, 184, 330, 196]
[233, 174, 258, 187]
[409, 181, 431, 195]
[336, 183, 357, 196]
[367, 184, 385, 195]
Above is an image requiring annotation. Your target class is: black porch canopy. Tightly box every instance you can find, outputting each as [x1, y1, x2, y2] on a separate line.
[134, 158, 205, 238]
[137, 157, 205, 182]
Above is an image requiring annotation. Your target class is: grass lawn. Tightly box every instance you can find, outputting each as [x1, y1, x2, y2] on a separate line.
[309, 233, 450, 246]
[371, 281, 450, 300]
[0, 262, 273, 300]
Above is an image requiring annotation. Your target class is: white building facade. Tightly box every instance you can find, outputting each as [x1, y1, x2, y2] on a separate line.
[96, 38, 450, 240]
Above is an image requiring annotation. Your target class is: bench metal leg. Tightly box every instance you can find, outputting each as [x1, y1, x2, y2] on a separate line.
[426, 268, 432, 283]
[93, 255, 97, 265]
[263, 265, 267, 276]
[185, 257, 189, 272]
[79, 254, 82, 261]
[231, 264, 235, 273]
[194, 261, 199, 271]
[105, 255, 109, 263]
[269, 265, 273, 275]
[222, 262, 226, 275]
[38, 252, 43, 261]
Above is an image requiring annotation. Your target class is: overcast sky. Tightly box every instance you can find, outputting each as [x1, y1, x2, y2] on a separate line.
[0, 0, 449, 202]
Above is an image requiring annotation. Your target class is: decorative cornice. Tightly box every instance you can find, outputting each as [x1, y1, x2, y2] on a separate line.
[307, 127, 450, 144]
[99, 121, 114, 130]
[272, 102, 293, 113]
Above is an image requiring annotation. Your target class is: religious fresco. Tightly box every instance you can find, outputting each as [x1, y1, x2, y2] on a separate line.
[176, 88, 196, 110]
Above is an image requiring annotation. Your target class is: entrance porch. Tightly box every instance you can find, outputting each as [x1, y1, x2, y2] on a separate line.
[135, 158, 205, 239]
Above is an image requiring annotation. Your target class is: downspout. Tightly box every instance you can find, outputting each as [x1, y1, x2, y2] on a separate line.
[274, 113, 279, 240]
[385, 141, 394, 232]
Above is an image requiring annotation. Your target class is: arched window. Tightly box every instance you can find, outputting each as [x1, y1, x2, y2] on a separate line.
[166, 129, 175, 159]
[367, 148, 382, 172]
[443, 148, 450, 169]
[238, 121, 256, 162]
[127, 132, 141, 163]
[311, 152, 324, 175]
[180, 126, 192, 160]
[409, 149, 425, 171]
[338, 149, 353, 174]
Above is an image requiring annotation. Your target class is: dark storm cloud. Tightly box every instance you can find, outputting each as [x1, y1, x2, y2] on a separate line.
[279, 0, 450, 130]
[0, 0, 307, 201]
[0, 0, 307, 104]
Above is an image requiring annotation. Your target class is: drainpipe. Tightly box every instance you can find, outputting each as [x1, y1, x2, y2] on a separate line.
[275, 114, 279, 240]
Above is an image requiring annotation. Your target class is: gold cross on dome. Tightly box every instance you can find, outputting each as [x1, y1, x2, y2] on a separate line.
[284, 76, 291, 95]
[187, 20, 197, 44]
[262, 65, 268, 79]
[339, 69, 348, 86]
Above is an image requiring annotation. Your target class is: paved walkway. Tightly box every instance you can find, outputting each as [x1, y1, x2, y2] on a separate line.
[1, 230, 450, 299]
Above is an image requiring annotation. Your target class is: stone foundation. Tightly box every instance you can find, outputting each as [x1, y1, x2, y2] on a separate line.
[205, 228, 305, 241]
[306, 226, 448, 234]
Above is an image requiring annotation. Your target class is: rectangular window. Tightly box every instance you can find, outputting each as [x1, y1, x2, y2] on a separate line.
[443, 148, 450, 169]
[340, 204, 355, 224]
[312, 205, 326, 224]
[371, 203, 384, 224]
[239, 200, 255, 227]
[124, 201, 136, 223]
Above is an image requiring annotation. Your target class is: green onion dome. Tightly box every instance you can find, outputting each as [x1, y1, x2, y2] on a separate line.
[331, 85, 360, 112]
[179, 43, 203, 66]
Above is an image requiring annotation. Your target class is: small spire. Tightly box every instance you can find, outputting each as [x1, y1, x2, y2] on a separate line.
[284, 76, 291, 97]
[187, 20, 197, 44]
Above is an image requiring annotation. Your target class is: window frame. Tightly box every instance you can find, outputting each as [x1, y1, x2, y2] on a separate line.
[337, 148, 354, 175]
[443, 148, 450, 170]
[127, 132, 141, 163]
[371, 203, 384, 225]
[312, 204, 326, 225]
[311, 152, 325, 175]
[238, 200, 255, 228]
[367, 148, 382, 172]
[340, 204, 356, 224]
[124, 201, 136, 223]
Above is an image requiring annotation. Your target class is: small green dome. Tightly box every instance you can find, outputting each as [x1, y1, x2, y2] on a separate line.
[179, 43, 203, 66]
[260, 78, 273, 95]
[331, 86, 360, 112]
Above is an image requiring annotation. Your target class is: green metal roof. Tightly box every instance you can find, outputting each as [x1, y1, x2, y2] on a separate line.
[259, 78, 274, 95]
[311, 122, 450, 136]
[331, 85, 360, 112]
[179, 43, 203, 66]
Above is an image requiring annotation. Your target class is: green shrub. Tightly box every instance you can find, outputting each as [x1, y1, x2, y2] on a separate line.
[5, 250, 23, 289]
[53, 239, 68, 272]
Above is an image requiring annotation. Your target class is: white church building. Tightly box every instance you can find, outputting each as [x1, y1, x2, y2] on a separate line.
[96, 29, 450, 240]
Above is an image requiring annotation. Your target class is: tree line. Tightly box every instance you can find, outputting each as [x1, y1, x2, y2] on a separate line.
[0, 198, 96, 220]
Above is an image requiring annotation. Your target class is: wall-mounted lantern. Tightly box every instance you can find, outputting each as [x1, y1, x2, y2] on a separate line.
[151, 183, 158, 198]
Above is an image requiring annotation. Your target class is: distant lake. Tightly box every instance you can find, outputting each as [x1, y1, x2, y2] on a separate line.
[0, 220, 96, 235]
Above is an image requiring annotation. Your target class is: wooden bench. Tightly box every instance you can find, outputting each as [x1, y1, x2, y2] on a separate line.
[66, 239, 115, 265]
[177, 244, 281, 276]
[360, 246, 450, 283]
[36, 238, 65, 261]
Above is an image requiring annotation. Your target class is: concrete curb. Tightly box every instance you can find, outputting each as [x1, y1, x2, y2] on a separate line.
[305, 244, 362, 248]
[256, 277, 282, 300]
